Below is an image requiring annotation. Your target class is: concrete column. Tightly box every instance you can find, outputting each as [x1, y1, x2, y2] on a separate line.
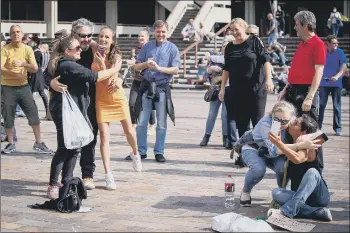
[245, 0, 255, 25]
[44, 0, 58, 38]
[155, 2, 166, 21]
[344, 0, 350, 18]
[106, 0, 118, 32]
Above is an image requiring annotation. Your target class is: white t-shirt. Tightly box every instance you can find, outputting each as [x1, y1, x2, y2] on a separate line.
[330, 12, 341, 24]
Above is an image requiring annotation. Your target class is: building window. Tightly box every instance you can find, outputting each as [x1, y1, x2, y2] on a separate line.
[58, 1, 106, 23]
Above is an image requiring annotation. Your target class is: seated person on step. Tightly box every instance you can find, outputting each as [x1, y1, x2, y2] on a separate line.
[182, 19, 196, 41]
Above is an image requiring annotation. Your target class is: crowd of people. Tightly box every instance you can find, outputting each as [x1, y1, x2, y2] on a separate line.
[0, 9, 348, 221]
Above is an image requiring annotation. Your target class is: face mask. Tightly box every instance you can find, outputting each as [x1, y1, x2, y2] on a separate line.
[333, 9, 336, 12]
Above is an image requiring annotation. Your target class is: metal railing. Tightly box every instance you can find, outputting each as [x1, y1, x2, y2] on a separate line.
[180, 22, 230, 77]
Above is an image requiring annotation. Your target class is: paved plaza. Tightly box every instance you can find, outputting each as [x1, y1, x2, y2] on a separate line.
[1, 90, 349, 232]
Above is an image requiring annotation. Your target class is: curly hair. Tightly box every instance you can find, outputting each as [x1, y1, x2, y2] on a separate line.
[294, 10, 316, 32]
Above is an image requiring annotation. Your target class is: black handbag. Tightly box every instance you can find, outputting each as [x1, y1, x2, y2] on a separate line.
[204, 84, 220, 102]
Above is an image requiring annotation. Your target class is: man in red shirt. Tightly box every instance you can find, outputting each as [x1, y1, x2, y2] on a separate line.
[279, 11, 326, 171]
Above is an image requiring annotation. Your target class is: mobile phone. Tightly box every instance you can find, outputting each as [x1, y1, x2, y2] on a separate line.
[98, 45, 106, 56]
[270, 120, 281, 135]
[309, 130, 328, 145]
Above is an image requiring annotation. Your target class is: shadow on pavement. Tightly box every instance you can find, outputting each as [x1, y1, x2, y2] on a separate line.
[1, 179, 47, 198]
[152, 195, 268, 215]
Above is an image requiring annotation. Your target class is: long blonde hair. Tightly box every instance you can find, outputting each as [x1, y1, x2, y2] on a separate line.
[48, 36, 77, 76]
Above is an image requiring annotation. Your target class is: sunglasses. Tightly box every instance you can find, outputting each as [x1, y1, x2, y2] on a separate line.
[76, 33, 92, 39]
[68, 45, 82, 51]
[273, 116, 290, 126]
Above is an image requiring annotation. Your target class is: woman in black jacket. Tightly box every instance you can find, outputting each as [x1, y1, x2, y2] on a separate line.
[219, 18, 274, 137]
[46, 36, 119, 200]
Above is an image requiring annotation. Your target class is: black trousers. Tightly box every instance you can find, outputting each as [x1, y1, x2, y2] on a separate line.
[49, 108, 80, 185]
[129, 79, 156, 125]
[226, 87, 267, 137]
[284, 84, 324, 171]
[32, 89, 49, 112]
[79, 105, 98, 179]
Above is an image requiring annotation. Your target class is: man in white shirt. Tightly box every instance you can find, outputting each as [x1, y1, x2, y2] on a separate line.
[330, 7, 342, 36]
[181, 19, 196, 41]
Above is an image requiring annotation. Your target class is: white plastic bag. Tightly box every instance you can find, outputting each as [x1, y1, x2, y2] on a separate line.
[62, 90, 94, 149]
[212, 212, 275, 232]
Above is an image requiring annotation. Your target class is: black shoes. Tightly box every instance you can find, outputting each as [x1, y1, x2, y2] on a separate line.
[223, 135, 233, 150]
[125, 154, 147, 160]
[200, 134, 210, 146]
[125, 154, 165, 163]
[155, 154, 166, 163]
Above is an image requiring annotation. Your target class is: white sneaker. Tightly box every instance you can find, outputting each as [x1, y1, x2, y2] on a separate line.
[105, 172, 116, 190]
[267, 208, 284, 217]
[130, 153, 142, 172]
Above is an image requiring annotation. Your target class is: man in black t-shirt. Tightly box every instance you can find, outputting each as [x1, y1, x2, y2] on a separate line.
[50, 18, 98, 191]
[268, 114, 332, 222]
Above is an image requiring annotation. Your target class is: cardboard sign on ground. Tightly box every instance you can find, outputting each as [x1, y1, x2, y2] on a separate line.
[266, 213, 316, 232]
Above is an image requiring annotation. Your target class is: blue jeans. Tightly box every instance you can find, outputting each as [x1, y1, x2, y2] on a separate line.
[205, 99, 228, 136]
[272, 168, 330, 219]
[331, 23, 339, 36]
[242, 148, 285, 192]
[136, 92, 167, 155]
[319, 86, 341, 132]
[278, 52, 286, 65]
[268, 33, 277, 45]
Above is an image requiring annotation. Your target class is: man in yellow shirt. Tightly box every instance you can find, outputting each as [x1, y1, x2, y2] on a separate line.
[1, 25, 53, 154]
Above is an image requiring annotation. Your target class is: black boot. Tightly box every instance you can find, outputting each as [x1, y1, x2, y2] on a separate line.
[200, 134, 210, 146]
[223, 135, 233, 150]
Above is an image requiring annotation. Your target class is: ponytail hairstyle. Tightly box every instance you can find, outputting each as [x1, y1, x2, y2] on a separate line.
[99, 26, 122, 65]
[48, 36, 77, 76]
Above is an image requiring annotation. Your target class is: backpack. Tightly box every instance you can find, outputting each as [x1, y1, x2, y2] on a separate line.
[28, 177, 87, 213]
[57, 177, 87, 213]
[230, 129, 255, 168]
[57, 183, 81, 213]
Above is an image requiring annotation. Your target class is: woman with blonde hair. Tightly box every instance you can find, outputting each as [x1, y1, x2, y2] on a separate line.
[92, 26, 142, 191]
[219, 18, 274, 138]
[126, 29, 156, 142]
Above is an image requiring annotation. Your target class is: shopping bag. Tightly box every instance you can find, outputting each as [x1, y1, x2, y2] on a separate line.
[62, 90, 94, 149]
[212, 212, 275, 232]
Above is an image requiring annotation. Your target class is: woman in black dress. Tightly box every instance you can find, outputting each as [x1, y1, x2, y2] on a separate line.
[219, 18, 274, 137]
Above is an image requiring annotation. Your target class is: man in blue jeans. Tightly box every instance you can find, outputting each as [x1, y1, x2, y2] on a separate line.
[134, 20, 180, 163]
[319, 35, 347, 136]
[269, 114, 332, 221]
[267, 13, 279, 46]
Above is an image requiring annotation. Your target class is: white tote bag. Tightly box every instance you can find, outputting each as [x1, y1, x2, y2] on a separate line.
[62, 90, 94, 149]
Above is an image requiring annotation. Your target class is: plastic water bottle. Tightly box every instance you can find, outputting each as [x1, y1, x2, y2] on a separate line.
[225, 174, 235, 208]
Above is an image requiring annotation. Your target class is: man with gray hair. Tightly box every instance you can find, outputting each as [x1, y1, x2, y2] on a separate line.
[133, 20, 180, 163]
[50, 18, 99, 192]
[279, 10, 326, 172]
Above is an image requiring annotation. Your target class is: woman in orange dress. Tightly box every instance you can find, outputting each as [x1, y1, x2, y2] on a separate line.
[92, 26, 142, 191]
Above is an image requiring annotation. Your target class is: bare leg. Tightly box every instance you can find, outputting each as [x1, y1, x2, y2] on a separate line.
[120, 118, 138, 155]
[98, 122, 111, 173]
[5, 128, 14, 144]
[31, 124, 41, 143]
